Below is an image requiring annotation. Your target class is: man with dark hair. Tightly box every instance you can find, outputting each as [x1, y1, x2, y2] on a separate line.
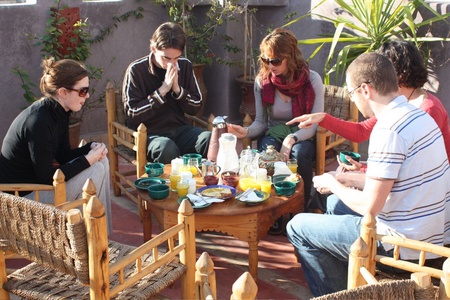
[123, 22, 210, 163]
[287, 52, 450, 296]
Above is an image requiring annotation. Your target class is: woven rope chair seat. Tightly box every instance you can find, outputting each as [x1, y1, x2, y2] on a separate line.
[113, 145, 138, 165]
[313, 278, 437, 300]
[4, 241, 187, 300]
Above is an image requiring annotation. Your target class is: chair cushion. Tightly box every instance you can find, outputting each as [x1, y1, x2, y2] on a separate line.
[4, 241, 187, 300]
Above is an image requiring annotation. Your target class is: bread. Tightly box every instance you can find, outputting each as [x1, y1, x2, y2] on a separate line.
[201, 187, 232, 198]
[284, 173, 301, 182]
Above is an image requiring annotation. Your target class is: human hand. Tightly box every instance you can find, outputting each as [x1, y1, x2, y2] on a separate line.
[337, 154, 362, 172]
[286, 112, 326, 129]
[280, 136, 294, 161]
[335, 172, 365, 190]
[226, 123, 248, 139]
[159, 63, 178, 96]
[313, 172, 337, 194]
[86, 142, 108, 165]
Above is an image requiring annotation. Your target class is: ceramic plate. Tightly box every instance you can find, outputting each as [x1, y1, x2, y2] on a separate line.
[197, 185, 237, 200]
[236, 190, 270, 205]
[134, 178, 166, 190]
[272, 174, 301, 184]
[178, 196, 211, 209]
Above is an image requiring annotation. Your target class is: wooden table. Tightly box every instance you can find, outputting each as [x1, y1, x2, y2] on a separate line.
[137, 165, 304, 279]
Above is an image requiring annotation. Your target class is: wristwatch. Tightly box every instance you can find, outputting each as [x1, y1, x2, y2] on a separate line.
[290, 134, 298, 142]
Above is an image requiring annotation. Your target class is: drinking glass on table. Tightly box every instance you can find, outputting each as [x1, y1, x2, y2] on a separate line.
[259, 176, 272, 194]
[287, 159, 298, 173]
[169, 170, 181, 192]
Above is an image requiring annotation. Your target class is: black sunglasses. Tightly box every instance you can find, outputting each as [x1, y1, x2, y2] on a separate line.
[260, 57, 283, 67]
[66, 87, 89, 97]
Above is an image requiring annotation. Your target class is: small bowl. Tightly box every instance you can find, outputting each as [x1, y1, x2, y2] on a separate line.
[221, 171, 239, 188]
[339, 151, 361, 165]
[182, 153, 202, 165]
[147, 184, 169, 200]
[145, 162, 165, 177]
[274, 181, 296, 196]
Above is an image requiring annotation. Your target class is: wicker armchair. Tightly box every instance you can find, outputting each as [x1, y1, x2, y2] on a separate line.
[0, 179, 197, 299]
[0, 169, 66, 205]
[313, 214, 450, 300]
[315, 85, 359, 175]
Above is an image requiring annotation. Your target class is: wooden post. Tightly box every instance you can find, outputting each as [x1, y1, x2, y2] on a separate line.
[0, 249, 9, 300]
[179, 199, 196, 299]
[208, 114, 215, 132]
[411, 272, 434, 298]
[348, 237, 369, 289]
[360, 214, 377, 275]
[52, 169, 66, 206]
[105, 82, 121, 197]
[136, 123, 147, 179]
[230, 271, 258, 300]
[196, 252, 216, 300]
[440, 257, 450, 299]
[85, 196, 109, 299]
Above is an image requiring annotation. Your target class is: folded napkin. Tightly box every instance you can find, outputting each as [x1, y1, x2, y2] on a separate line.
[241, 191, 263, 202]
[187, 194, 224, 205]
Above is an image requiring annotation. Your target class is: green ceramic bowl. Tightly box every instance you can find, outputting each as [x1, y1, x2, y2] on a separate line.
[339, 151, 361, 165]
[273, 181, 296, 196]
[145, 162, 165, 177]
[147, 184, 169, 200]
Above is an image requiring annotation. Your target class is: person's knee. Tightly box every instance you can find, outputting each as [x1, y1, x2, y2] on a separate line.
[148, 137, 180, 163]
[196, 130, 211, 156]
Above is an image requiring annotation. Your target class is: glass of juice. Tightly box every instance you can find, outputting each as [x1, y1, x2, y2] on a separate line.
[287, 159, 298, 173]
[259, 176, 272, 194]
[169, 171, 181, 192]
[177, 180, 189, 197]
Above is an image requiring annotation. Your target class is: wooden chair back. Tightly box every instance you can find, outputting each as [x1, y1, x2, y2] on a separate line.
[0, 179, 197, 299]
[347, 214, 450, 299]
[0, 169, 66, 205]
[106, 82, 147, 207]
[315, 85, 359, 175]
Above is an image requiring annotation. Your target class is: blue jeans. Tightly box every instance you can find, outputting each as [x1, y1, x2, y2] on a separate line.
[257, 135, 315, 206]
[287, 195, 397, 296]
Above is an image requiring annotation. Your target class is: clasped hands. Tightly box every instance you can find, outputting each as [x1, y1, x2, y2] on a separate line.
[159, 62, 180, 96]
[86, 142, 108, 165]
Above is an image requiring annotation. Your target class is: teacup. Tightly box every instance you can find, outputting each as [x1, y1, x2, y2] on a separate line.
[339, 151, 361, 165]
[182, 153, 202, 165]
[145, 162, 165, 177]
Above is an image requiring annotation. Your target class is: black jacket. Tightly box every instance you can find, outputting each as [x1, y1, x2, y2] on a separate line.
[0, 98, 91, 185]
[122, 54, 202, 133]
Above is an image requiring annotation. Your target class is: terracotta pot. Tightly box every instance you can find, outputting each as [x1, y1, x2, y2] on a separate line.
[193, 64, 208, 118]
[235, 75, 256, 121]
[51, 7, 80, 58]
[69, 121, 81, 149]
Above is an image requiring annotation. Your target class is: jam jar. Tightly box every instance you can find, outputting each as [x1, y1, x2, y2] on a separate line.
[258, 145, 283, 176]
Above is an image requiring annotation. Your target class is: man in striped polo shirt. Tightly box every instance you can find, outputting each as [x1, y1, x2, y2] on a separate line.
[286, 52, 450, 297]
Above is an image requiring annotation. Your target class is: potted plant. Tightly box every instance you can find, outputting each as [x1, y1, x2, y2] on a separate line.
[12, 0, 144, 147]
[295, 0, 450, 85]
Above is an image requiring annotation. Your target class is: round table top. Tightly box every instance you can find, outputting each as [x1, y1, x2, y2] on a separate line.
[137, 164, 304, 217]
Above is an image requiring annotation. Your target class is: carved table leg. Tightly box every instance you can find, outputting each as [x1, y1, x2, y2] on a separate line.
[141, 196, 153, 242]
[248, 240, 259, 280]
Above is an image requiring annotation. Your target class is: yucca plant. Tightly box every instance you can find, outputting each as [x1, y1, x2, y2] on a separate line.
[291, 0, 450, 85]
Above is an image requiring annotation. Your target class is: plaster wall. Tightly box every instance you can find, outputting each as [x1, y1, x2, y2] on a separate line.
[0, 0, 449, 154]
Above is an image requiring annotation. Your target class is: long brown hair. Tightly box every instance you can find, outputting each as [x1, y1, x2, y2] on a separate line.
[258, 28, 308, 84]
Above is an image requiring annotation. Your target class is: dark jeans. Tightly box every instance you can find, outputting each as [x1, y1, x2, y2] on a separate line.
[147, 125, 211, 164]
[257, 135, 315, 207]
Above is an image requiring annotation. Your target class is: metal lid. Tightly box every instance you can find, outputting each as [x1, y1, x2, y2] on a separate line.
[212, 116, 228, 128]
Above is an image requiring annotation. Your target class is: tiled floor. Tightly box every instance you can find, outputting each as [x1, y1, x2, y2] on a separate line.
[109, 192, 313, 300]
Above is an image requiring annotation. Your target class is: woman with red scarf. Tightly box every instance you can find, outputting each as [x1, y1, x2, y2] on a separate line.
[228, 28, 324, 234]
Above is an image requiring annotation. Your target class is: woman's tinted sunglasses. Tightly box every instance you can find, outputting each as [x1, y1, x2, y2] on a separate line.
[260, 57, 283, 67]
[66, 87, 89, 97]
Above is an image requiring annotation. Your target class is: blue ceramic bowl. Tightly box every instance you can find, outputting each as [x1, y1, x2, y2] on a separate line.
[145, 162, 165, 177]
[339, 151, 361, 165]
[147, 184, 169, 200]
[274, 181, 296, 196]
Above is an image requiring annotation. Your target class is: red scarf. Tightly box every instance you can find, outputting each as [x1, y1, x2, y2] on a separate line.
[261, 67, 315, 117]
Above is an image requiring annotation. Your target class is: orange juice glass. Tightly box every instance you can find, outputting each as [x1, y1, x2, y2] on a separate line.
[169, 172, 181, 191]
[259, 176, 272, 194]
[287, 159, 298, 174]
[177, 182, 189, 197]
[239, 177, 260, 191]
